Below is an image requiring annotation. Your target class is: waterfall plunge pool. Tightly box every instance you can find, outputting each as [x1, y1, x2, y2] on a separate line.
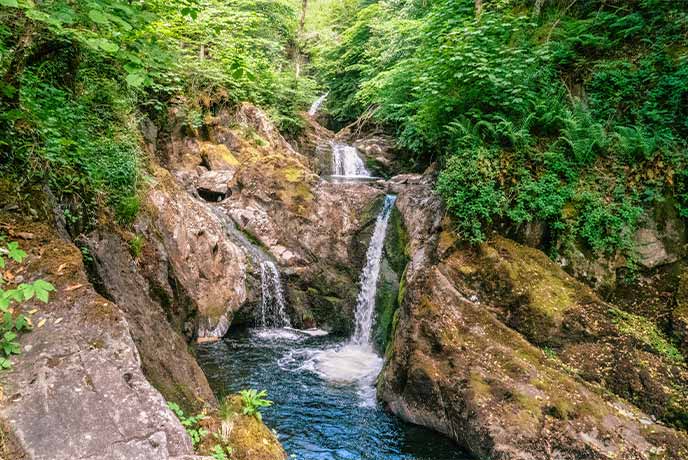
[197, 328, 471, 460]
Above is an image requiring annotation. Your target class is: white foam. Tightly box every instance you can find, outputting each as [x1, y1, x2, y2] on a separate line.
[251, 328, 303, 341]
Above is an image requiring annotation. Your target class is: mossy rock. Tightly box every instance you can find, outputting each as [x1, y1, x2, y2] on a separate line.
[198, 395, 286, 460]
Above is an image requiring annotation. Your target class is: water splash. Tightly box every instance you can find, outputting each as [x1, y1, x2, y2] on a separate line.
[352, 195, 396, 345]
[330, 142, 370, 177]
[260, 261, 291, 328]
[308, 93, 328, 116]
[305, 195, 397, 404]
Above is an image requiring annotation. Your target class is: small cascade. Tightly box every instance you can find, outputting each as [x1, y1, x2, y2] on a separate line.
[308, 93, 328, 116]
[209, 206, 291, 329]
[352, 194, 396, 345]
[330, 142, 370, 177]
[259, 260, 291, 328]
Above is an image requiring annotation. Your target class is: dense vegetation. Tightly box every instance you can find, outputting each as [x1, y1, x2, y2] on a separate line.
[0, 0, 315, 228]
[313, 0, 688, 263]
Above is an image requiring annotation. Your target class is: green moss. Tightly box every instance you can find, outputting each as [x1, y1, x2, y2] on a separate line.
[610, 307, 685, 363]
[373, 264, 399, 352]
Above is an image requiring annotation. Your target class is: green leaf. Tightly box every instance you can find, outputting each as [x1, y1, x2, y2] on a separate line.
[88, 10, 109, 25]
[98, 39, 119, 53]
[126, 72, 146, 87]
[0, 0, 19, 7]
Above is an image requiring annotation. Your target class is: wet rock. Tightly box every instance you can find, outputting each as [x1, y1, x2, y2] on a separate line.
[196, 170, 234, 202]
[0, 216, 194, 460]
[379, 175, 688, 459]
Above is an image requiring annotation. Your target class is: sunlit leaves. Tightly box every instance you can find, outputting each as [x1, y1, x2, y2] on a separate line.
[0, 241, 54, 370]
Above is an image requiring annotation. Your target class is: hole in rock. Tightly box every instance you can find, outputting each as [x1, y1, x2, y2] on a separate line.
[197, 188, 227, 202]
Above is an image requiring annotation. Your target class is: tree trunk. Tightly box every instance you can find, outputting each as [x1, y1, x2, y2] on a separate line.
[299, 0, 308, 35]
[475, 0, 483, 17]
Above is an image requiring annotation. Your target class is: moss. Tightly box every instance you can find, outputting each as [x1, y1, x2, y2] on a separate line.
[384, 308, 400, 360]
[373, 261, 399, 352]
[198, 395, 285, 460]
[609, 307, 684, 363]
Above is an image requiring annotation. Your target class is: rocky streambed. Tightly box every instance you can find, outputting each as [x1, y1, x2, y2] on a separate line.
[1, 101, 687, 460]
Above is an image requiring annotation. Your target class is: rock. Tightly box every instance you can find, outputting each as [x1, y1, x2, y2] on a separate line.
[199, 142, 240, 172]
[379, 175, 688, 459]
[196, 170, 235, 202]
[0, 216, 194, 460]
[144, 167, 248, 339]
[83, 229, 217, 412]
[634, 198, 686, 269]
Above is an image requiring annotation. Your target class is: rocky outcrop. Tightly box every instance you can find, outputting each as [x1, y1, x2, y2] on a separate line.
[141, 167, 248, 339]
[558, 197, 687, 294]
[0, 215, 196, 460]
[379, 173, 688, 459]
[158, 102, 384, 333]
[83, 228, 217, 412]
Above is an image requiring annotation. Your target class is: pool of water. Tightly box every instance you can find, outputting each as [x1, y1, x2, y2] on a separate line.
[197, 328, 471, 460]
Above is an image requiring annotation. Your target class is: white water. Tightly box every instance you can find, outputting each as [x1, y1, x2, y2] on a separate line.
[299, 195, 397, 404]
[308, 93, 328, 116]
[330, 142, 371, 177]
[352, 195, 396, 345]
[260, 261, 291, 328]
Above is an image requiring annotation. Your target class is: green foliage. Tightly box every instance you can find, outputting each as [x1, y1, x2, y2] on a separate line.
[315, 0, 688, 260]
[167, 402, 208, 447]
[437, 150, 505, 243]
[0, 239, 54, 369]
[129, 235, 144, 259]
[211, 444, 232, 460]
[1, 0, 317, 229]
[239, 389, 272, 422]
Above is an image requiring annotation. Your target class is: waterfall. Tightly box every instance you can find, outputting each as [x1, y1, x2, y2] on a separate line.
[260, 261, 291, 328]
[331, 142, 370, 177]
[209, 206, 291, 329]
[352, 195, 396, 345]
[308, 93, 328, 116]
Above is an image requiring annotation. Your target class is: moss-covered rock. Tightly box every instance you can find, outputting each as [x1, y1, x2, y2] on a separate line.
[198, 395, 286, 460]
[379, 173, 688, 459]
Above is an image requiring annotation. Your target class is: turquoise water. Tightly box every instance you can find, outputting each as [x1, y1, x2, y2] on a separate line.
[198, 328, 471, 460]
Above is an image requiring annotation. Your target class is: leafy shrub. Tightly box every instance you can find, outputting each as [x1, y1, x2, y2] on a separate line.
[0, 239, 54, 369]
[437, 150, 505, 244]
[167, 402, 208, 447]
[239, 389, 273, 422]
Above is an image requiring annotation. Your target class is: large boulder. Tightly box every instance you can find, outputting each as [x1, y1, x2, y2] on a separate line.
[83, 228, 217, 412]
[378, 173, 688, 459]
[0, 215, 195, 460]
[143, 166, 248, 339]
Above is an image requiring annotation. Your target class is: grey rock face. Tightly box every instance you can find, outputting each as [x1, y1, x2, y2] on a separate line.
[0, 219, 193, 460]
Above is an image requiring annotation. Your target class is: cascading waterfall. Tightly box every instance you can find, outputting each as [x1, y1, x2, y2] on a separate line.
[308, 93, 328, 116]
[330, 142, 370, 177]
[352, 194, 396, 345]
[302, 195, 397, 403]
[259, 260, 291, 328]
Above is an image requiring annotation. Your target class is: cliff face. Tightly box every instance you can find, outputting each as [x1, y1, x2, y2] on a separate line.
[0, 213, 196, 460]
[155, 103, 383, 335]
[379, 173, 688, 459]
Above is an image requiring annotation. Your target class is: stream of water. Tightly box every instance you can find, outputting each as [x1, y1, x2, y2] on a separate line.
[199, 194, 470, 459]
[198, 330, 470, 460]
